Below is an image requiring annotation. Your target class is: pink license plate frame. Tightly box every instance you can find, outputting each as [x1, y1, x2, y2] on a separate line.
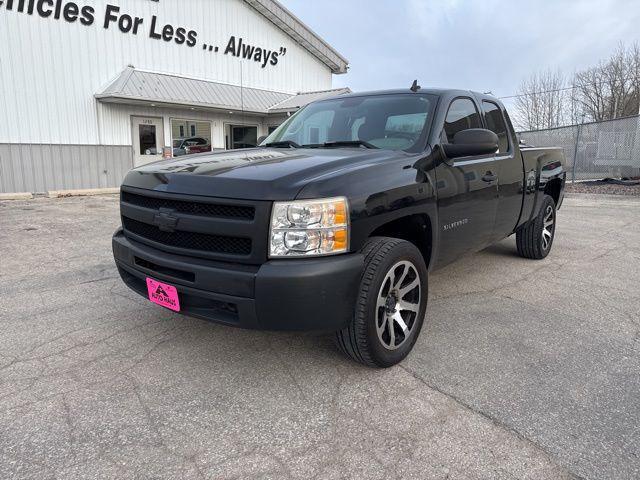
[146, 278, 181, 312]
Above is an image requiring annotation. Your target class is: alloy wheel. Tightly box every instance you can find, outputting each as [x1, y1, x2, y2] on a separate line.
[375, 260, 421, 350]
[542, 204, 555, 251]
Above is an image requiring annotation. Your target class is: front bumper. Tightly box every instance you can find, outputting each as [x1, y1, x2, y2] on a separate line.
[112, 229, 363, 331]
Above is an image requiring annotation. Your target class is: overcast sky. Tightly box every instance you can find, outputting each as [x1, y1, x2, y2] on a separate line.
[281, 0, 640, 109]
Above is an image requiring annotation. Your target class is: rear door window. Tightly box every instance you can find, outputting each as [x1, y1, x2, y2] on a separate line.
[482, 101, 510, 153]
[443, 98, 481, 143]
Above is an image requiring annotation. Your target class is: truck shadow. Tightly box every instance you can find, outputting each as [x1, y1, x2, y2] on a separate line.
[480, 241, 522, 258]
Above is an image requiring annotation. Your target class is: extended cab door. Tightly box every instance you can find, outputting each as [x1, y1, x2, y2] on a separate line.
[479, 100, 524, 240]
[434, 97, 500, 264]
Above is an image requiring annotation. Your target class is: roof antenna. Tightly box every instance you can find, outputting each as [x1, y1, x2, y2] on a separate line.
[410, 79, 421, 92]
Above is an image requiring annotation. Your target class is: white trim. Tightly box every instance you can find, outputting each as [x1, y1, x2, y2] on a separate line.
[243, 0, 349, 74]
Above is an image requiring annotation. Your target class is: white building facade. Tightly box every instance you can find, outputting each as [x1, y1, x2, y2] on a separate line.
[0, 0, 348, 193]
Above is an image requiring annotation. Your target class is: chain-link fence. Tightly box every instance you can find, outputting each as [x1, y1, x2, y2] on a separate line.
[518, 115, 640, 181]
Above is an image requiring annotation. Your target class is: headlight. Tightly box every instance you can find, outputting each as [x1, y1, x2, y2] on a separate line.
[269, 197, 349, 257]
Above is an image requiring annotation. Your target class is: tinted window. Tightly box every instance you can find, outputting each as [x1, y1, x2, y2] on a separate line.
[482, 101, 509, 153]
[443, 98, 481, 143]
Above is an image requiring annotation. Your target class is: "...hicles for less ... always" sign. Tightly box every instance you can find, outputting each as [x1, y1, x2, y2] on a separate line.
[0, 0, 288, 68]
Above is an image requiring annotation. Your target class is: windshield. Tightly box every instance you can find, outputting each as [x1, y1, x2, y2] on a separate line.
[262, 93, 437, 152]
[173, 140, 183, 148]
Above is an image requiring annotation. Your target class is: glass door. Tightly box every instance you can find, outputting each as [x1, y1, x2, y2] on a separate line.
[131, 116, 164, 166]
[230, 126, 258, 149]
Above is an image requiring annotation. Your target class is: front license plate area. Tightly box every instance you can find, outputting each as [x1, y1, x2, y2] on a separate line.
[146, 278, 181, 312]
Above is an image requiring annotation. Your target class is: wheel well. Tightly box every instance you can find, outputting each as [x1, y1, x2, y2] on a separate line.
[370, 215, 433, 268]
[544, 178, 563, 206]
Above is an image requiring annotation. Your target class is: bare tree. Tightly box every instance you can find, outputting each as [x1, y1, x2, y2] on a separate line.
[571, 43, 640, 122]
[514, 70, 566, 131]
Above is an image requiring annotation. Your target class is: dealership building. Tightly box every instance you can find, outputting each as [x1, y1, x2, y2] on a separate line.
[0, 0, 349, 194]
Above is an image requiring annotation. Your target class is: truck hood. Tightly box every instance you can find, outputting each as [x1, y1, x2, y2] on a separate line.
[122, 147, 410, 200]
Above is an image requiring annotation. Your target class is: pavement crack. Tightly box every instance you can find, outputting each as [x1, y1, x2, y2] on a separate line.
[397, 364, 583, 480]
[78, 276, 119, 285]
[61, 394, 79, 465]
[0, 323, 188, 412]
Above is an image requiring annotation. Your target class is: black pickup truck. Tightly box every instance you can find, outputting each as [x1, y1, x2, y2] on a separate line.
[112, 87, 566, 367]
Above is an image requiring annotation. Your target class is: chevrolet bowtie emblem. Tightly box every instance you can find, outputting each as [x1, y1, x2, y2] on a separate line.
[153, 208, 179, 232]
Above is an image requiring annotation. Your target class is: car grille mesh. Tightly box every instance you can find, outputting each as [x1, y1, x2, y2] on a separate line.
[121, 191, 255, 220]
[122, 217, 252, 256]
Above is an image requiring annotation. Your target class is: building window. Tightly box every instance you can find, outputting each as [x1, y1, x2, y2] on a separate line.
[171, 119, 212, 156]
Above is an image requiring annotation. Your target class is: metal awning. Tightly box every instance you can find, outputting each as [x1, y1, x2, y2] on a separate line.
[95, 68, 292, 115]
[95, 68, 349, 115]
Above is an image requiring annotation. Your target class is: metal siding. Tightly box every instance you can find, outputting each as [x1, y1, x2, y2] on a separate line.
[0, 144, 133, 193]
[0, 0, 333, 146]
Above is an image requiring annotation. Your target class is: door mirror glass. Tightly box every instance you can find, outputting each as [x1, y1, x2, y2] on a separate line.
[442, 128, 499, 159]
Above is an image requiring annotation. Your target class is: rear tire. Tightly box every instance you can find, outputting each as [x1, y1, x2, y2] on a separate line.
[335, 237, 428, 368]
[516, 195, 557, 259]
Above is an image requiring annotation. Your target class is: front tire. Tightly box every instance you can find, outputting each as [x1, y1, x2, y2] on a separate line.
[516, 195, 557, 259]
[335, 237, 428, 368]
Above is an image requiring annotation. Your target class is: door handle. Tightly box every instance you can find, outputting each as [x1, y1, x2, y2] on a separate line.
[482, 172, 498, 183]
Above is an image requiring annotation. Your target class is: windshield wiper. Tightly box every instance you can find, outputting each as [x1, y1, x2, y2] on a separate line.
[264, 140, 300, 148]
[313, 140, 379, 149]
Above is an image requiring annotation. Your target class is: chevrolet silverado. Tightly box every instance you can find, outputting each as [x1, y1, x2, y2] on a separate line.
[112, 86, 566, 367]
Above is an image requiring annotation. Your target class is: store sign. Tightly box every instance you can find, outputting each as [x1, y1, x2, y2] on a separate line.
[0, 0, 288, 67]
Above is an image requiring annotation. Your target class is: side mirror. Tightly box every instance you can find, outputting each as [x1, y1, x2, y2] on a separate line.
[442, 128, 498, 159]
[257, 135, 268, 145]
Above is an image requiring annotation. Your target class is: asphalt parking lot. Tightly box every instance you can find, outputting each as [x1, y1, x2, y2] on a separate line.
[0, 193, 638, 479]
